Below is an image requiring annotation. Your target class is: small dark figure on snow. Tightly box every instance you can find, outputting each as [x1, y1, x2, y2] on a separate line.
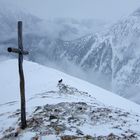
[58, 79, 63, 84]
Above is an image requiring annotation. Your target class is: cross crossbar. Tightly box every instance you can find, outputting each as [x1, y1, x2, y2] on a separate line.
[7, 47, 29, 55]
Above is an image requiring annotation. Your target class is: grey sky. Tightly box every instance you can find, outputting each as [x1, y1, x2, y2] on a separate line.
[5, 0, 140, 22]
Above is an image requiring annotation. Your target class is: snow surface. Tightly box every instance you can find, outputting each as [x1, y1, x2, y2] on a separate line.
[1, 59, 140, 139]
[0, 59, 140, 113]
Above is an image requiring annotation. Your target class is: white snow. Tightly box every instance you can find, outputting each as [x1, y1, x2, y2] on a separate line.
[1, 59, 140, 139]
[0, 59, 140, 113]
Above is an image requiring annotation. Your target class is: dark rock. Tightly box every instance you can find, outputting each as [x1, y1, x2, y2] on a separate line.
[76, 129, 84, 135]
[49, 115, 58, 120]
[14, 132, 18, 137]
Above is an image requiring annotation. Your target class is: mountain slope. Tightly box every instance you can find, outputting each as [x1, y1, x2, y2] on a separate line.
[0, 59, 140, 139]
[27, 8, 140, 104]
[1, 1, 140, 105]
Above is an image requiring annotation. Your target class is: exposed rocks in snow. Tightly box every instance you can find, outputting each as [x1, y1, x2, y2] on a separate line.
[1, 83, 140, 139]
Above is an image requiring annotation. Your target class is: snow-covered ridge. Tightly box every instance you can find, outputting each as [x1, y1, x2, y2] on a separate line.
[1, 59, 140, 139]
[0, 59, 139, 113]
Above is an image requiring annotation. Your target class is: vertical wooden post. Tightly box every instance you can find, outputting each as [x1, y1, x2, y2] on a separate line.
[18, 21, 27, 129]
[7, 21, 28, 129]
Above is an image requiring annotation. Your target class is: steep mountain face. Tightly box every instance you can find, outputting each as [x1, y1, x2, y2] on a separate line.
[110, 9, 140, 101]
[28, 8, 140, 104]
[60, 9, 140, 104]
[1, 2, 140, 104]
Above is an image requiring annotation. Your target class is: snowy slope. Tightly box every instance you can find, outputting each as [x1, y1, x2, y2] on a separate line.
[0, 59, 140, 112]
[0, 59, 140, 139]
[27, 7, 140, 104]
[2, 1, 140, 105]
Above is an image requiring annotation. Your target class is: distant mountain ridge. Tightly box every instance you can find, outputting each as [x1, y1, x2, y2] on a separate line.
[33, 8, 140, 104]
[1, 2, 140, 103]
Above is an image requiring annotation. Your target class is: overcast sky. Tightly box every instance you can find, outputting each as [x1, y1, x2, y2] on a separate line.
[5, 0, 140, 22]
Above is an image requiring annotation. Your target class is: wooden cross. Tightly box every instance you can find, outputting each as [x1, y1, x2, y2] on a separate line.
[7, 21, 29, 129]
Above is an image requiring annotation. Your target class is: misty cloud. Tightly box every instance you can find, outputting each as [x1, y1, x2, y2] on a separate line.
[2, 0, 140, 22]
